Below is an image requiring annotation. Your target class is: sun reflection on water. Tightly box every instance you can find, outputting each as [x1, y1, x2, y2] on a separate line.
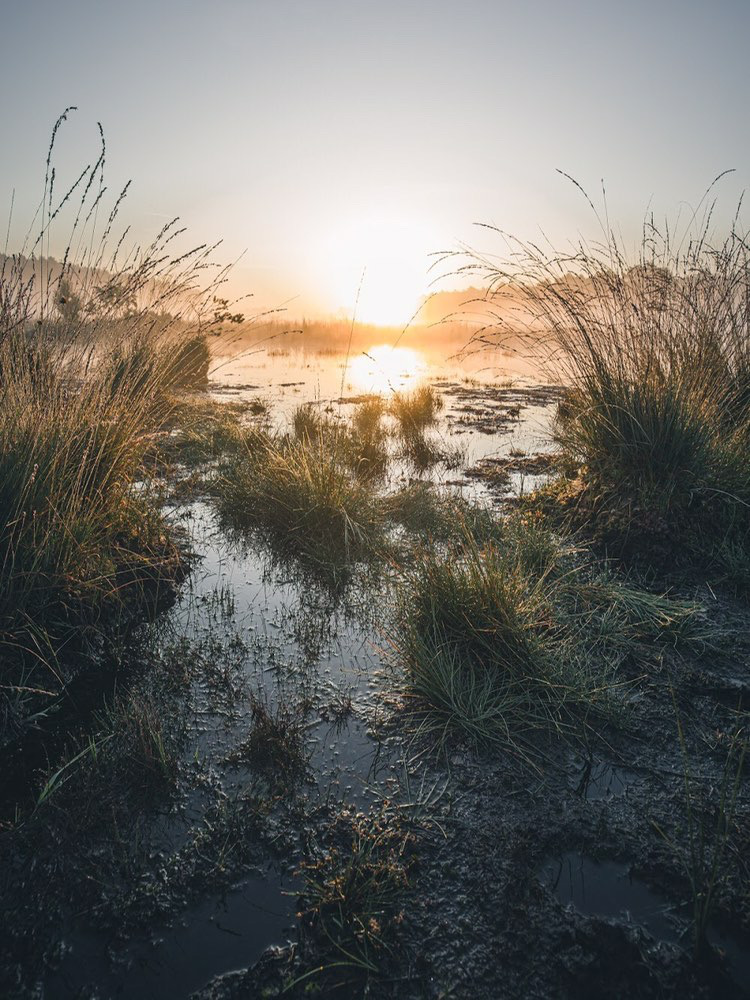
[347, 344, 427, 394]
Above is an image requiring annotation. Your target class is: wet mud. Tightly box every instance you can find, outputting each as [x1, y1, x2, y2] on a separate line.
[1, 346, 748, 999]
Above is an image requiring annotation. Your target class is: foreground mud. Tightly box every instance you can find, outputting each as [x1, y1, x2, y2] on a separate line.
[1, 365, 748, 1000]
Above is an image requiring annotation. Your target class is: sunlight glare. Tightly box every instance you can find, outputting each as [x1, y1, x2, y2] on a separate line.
[347, 344, 427, 394]
[320, 216, 435, 326]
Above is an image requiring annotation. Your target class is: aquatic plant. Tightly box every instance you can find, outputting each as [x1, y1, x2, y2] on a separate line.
[385, 483, 503, 549]
[347, 396, 389, 477]
[291, 402, 330, 441]
[295, 805, 413, 991]
[159, 396, 259, 469]
[226, 691, 311, 792]
[390, 384, 443, 435]
[392, 531, 564, 755]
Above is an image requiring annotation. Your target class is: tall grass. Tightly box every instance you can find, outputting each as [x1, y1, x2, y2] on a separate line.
[456, 191, 750, 576]
[390, 385, 442, 435]
[0, 111, 225, 733]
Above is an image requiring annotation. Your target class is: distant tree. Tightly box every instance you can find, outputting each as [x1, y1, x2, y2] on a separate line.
[54, 277, 82, 324]
[90, 277, 138, 317]
[211, 296, 245, 326]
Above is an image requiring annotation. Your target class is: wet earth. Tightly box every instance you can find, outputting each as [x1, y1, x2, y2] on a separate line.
[1, 341, 748, 999]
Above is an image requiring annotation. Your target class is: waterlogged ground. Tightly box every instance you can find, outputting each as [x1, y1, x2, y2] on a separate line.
[210, 340, 560, 498]
[2, 341, 749, 999]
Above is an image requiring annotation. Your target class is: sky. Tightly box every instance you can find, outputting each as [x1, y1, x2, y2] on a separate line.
[1, 0, 749, 324]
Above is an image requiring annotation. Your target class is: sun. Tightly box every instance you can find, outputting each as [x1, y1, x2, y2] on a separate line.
[319, 215, 435, 327]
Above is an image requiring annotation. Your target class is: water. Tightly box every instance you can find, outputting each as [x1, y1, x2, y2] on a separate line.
[36, 339, 561, 998]
[210, 339, 560, 501]
[542, 852, 679, 941]
[541, 852, 750, 988]
[48, 869, 296, 1000]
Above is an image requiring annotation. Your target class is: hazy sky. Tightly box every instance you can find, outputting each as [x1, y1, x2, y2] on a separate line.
[2, 0, 748, 322]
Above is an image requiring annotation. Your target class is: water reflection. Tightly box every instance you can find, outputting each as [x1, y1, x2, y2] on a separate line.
[347, 344, 427, 394]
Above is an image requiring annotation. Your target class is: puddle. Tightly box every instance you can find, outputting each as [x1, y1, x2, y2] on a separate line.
[46, 869, 296, 1000]
[540, 852, 750, 987]
[541, 852, 678, 941]
[571, 758, 636, 800]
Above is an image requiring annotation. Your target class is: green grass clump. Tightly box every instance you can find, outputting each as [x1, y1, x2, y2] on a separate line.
[292, 403, 332, 442]
[553, 371, 750, 575]
[167, 333, 210, 388]
[393, 534, 564, 755]
[351, 396, 386, 439]
[391, 515, 701, 756]
[160, 396, 263, 469]
[388, 385, 461, 472]
[0, 330, 186, 729]
[292, 399, 389, 479]
[104, 331, 211, 425]
[215, 434, 385, 575]
[390, 384, 442, 435]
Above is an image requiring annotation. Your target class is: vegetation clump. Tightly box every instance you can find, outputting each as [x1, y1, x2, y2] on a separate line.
[296, 805, 414, 991]
[391, 515, 700, 756]
[347, 396, 388, 477]
[226, 692, 311, 792]
[215, 432, 386, 576]
[386, 482, 503, 549]
[0, 328, 189, 732]
[390, 384, 443, 435]
[159, 396, 264, 470]
[461, 209, 750, 583]
[0, 110, 223, 734]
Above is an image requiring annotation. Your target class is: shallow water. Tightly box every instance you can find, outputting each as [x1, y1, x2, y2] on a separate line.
[541, 851, 750, 987]
[210, 340, 560, 502]
[48, 868, 296, 1000]
[542, 852, 678, 940]
[41, 501, 403, 998]
[39, 341, 562, 997]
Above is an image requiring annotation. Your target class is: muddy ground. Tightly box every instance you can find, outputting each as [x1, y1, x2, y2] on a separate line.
[1, 373, 748, 999]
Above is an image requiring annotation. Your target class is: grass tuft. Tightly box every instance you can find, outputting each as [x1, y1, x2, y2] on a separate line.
[459, 201, 750, 581]
[215, 433, 385, 576]
[296, 805, 413, 990]
[391, 515, 702, 757]
[226, 691, 310, 792]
